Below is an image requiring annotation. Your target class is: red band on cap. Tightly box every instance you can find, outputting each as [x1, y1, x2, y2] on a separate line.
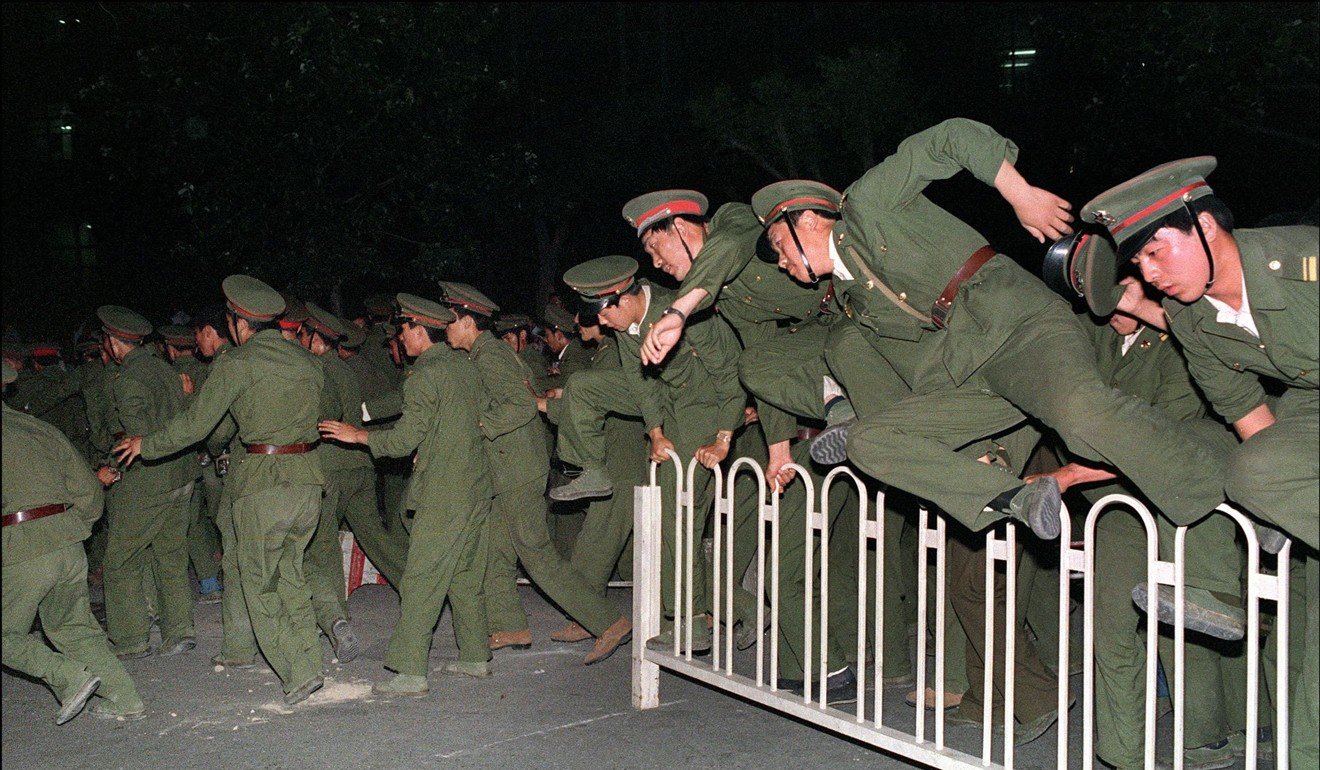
[277, 319, 303, 331]
[591, 277, 635, 298]
[227, 299, 281, 321]
[1111, 181, 1209, 235]
[765, 196, 839, 224]
[402, 312, 450, 328]
[445, 298, 493, 316]
[29, 346, 60, 357]
[636, 200, 703, 228]
[101, 325, 146, 342]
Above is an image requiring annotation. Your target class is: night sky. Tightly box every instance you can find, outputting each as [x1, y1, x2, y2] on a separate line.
[3, 2, 1316, 343]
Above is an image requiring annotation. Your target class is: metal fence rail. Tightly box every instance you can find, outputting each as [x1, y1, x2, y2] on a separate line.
[631, 451, 1292, 770]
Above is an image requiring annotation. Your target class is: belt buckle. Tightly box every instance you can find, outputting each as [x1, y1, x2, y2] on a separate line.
[930, 298, 952, 330]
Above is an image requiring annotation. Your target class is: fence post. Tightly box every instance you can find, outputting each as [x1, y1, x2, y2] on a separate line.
[632, 482, 662, 710]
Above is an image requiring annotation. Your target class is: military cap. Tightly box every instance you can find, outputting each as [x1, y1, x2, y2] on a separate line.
[1040, 231, 1123, 315]
[278, 293, 310, 331]
[622, 190, 709, 237]
[494, 312, 532, 336]
[562, 255, 639, 308]
[1082, 157, 1217, 258]
[438, 281, 500, 317]
[751, 180, 844, 226]
[27, 342, 62, 359]
[159, 324, 197, 347]
[396, 292, 456, 330]
[97, 305, 153, 343]
[79, 336, 103, 353]
[341, 320, 367, 349]
[222, 275, 286, 321]
[304, 301, 347, 341]
[2, 361, 17, 386]
[543, 304, 576, 334]
[362, 293, 394, 317]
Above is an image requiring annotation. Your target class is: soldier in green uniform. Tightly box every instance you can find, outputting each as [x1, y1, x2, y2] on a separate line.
[160, 324, 223, 603]
[2, 361, 147, 723]
[96, 306, 198, 659]
[1081, 157, 1318, 768]
[360, 293, 404, 389]
[115, 276, 327, 706]
[550, 257, 745, 654]
[496, 312, 551, 395]
[541, 303, 594, 558]
[440, 281, 633, 664]
[748, 119, 1240, 641]
[319, 293, 494, 693]
[539, 310, 649, 644]
[14, 344, 91, 460]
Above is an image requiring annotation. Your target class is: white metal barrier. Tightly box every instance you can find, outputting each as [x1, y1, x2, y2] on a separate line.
[631, 451, 1293, 770]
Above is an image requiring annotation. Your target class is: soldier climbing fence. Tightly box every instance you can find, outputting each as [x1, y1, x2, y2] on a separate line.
[631, 450, 1292, 769]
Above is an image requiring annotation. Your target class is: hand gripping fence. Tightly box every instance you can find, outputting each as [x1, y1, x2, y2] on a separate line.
[631, 452, 1293, 769]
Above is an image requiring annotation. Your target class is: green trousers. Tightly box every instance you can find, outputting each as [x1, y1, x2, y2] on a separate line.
[104, 481, 195, 650]
[305, 472, 352, 637]
[384, 496, 492, 676]
[187, 463, 221, 584]
[485, 470, 626, 638]
[558, 368, 718, 621]
[336, 466, 407, 589]
[567, 414, 647, 597]
[1226, 388, 1319, 551]
[3, 544, 144, 713]
[1262, 553, 1320, 770]
[231, 484, 322, 694]
[215, 488, 258, 662]
[1091, 505, 1247, 767]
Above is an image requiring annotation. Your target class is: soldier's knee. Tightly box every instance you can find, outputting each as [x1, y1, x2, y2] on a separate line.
[1223, 441, 1272, 512]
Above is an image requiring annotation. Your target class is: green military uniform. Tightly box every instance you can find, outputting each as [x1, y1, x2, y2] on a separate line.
[358, 295, 494, 680]
[542, 304, 594, 558]
[2, 362, 145, 722]
[555, 259, 746, 644]
[440, 280, 628, 645]
[14, 347, 92, 460]
[99, 308, 198, 656]
[1082, 158, 1319, 768]
[135, 277, 326, 700]
[162, 326, 223, 596]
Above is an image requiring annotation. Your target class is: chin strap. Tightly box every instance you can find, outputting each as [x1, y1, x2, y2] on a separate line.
[1185, 200, 1216, 290]
[784, 217, 819, 285]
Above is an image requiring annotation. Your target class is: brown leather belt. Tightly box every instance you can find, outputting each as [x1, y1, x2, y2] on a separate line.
[2, 503, 68, 528]
[931, 246, 997, 330]
[242, 442, 317, 455]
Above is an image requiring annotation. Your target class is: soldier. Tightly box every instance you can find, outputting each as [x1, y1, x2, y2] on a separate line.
[1080, 157, 1318, 768]
[549, 257, 745, 654]
[495, 312, 550, 395]
[96, 306, 197, 660]
[319, 293, 494, 694]
[160, 324, 223, 603]
[540, 303, 594, 558]
[15, 343, 91, 459]
[359, 293, 403, 388]
[115, 276, 327, 706]
[440, 281, 632, 665]
[748, 119, 1240, 642]
[2, 361, 146, 723]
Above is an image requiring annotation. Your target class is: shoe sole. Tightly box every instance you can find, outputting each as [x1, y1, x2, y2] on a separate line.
[489, 642, 533, 651]
[1132, 584, 1245, 641]
[548, 487, 613, 503]
[284, 678, 324, 706]
[1012, 478, 1062, 540]
[809, 423, 850, 465]
[90, 706, 147, 721]
[115, 648, 154, 660]
[158, 639, 196, 657]
[644, 639, 712, 655]
[55, 676, 101, 725]
[551, 634, 593, 643]
[441, 667, 492, 679]
[333, 625, 361, 663]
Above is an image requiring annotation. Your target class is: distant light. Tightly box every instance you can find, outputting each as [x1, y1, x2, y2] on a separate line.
[74, 18, 81, 23]
[1010, 48, 1036, 57]
[60, 125, 73, 132]
[1000, 61, 1032, 68]
[58, 19, 66, 24]
[83, 223, 93, 230]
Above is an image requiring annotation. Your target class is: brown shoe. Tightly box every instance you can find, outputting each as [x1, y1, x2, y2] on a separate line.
[583, 616, 632, 665]
[550, 622, 593, 643]
[488, 629, 533, 651]
[906, 687, 964, 711]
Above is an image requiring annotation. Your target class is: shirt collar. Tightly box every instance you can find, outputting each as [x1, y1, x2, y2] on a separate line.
[627, 284, 652, 336]
[827, 238, 854, 282]
[1203, 281, 1259, 338]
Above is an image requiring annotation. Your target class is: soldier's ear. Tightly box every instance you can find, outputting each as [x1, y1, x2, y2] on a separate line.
[1196, 210, 1220, 243]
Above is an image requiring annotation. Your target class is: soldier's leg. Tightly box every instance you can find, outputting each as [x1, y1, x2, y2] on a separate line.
[557, 369, 641, 472]
[511, 473, 625, 636]
[448, 500, 493, 665]
[2, 549, 90, 706]
[102, 488, 155, 651]
[306, 476, 350, 637]
[233, 484, 321, 691]
[1224, 389, 1319, 551]
[36, 544, 143, 711]
[569, 416, 646, 595]
[738, 318, 834, 422]
[147, 482, 196, 647]
[186, 471, 220, 587]
[215, 492, 258, 661]
[1289, 554, 1319, 769]
[483, 485, 529, 635]
[339, 467, 406, 589]
[384, 500, 487, 676]
[726, 422, 770, 631]
[662, 412, 718, 624]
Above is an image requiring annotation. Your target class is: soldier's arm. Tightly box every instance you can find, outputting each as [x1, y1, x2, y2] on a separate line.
[1175, 326, 1269, 428]
[853, 118, 1018, 212]
[474, 348, 537, 440]
[139, 355, 243, 460]
[204, 413, 237, 457]
[365, 367, 438, 458]
[730, 321, 797, 446]
[620, 348, 666, 432]
[673, 203, 764, 316]
[111, 372, 160, 436]
[59, 428, 104, 528]
[24, 371, 81, 417]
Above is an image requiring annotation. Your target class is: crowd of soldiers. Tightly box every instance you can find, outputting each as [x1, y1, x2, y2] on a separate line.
[2, 118, 1316, 770]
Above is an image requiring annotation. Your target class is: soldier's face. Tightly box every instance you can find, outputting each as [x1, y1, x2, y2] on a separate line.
[1130, 221, 1213, 303]
[766, 217, 830, 284]
[641, 227, 695, 281]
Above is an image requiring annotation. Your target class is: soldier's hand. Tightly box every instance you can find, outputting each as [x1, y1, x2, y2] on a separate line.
[766, 440, 797, 492]
[113, 436, 143, 467]
[180, 372, 195, 395]
[95, 466, 121, 487]
[1013, 187, 1073, 243]
[536, 396, 549, 413]
[648, 431, 676, 464]
[318, 420, 367, 445]
[695, 435, 732, 470]
[742, 406, 759, 426]
[544, 387, 564, 400]
[641, 313, 684, 366]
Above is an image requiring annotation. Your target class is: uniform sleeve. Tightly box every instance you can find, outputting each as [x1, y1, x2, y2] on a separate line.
[204, 413, 238, 457]
[111, 372, 160, 436]
[24, 371, 81, 417]
[1170, 318, 1268, 424]
[368, 367, 437, 458]
[621, 348, 667, 432]
[140, 354, 242, 460]
[677, 203, 764, 314]
[475, 347, 537, 440]
[848, 118, 1017, 213]
[60, 429, 104, 528]
[1149, 340, 1210, 424]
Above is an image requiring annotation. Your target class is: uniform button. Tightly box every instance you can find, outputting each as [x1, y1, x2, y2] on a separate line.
[745, 297, 752, 303]
[1232, 363, 1242, 370]
[754, 275, 762, 282]
[880, 245, 888, 252]
[1269, 260, 1282, 271]
[865, 280, 875, 290]
[1258, 343, 1266, 349]
[898, 292, 907, 301]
